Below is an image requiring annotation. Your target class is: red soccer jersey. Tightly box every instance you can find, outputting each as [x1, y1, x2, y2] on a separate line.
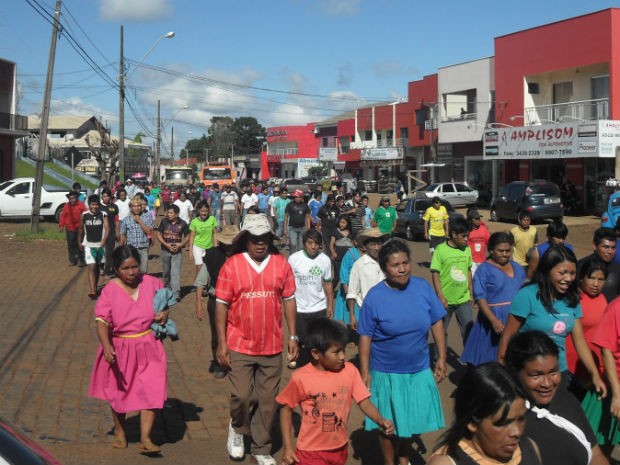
[467, 223, 491, 264]
[216, 252, 296, 355]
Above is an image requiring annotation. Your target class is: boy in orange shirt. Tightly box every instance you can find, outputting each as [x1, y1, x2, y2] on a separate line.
[277, 318, 393, 465]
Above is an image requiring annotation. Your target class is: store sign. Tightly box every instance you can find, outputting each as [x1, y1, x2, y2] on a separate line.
[297, 158, 321, 177]
[361, 147, 402, 161]
[319, 147, 338, 161]
[482, 121, 620, 159]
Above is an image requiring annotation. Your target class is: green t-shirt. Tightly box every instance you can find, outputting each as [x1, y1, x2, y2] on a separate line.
[373, 206, 397, 234]
[190, 216, 217, 249]
[430, 242, 472, 305]
[151, 187, 161, 197]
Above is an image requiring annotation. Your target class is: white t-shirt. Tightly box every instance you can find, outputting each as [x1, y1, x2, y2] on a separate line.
[174, 199, 194, 224]
[268, 195, 277, 216]
[241, 193, 258, 209]
[116, 198, 130, 220]
[221, 191, 238, 211]
[288, 250, 333, 313]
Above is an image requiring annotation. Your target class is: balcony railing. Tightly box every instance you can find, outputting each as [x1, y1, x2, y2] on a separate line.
[0, 112, 28, 131]
[269, 148, 298, 156]
[375, 138, 408, 148]
[524, 98, 609, 124]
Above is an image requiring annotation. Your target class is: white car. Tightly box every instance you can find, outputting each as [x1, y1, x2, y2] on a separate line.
[419, 182, 478, 207]
[0, 177, 70, 222]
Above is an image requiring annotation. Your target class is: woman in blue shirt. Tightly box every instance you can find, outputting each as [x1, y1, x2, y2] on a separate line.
[358, 240, 446, 465]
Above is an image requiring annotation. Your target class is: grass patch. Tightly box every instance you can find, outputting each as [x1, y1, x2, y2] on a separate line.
[14, 159, 98, 190]
[15, 160, 66, 188]
[13, 225, 65, 241]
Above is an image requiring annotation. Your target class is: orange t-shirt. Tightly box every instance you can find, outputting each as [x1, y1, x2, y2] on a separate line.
[276, 362, 370, 451]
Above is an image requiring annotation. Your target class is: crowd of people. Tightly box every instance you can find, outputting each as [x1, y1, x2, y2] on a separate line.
[78, 176, 620, 465]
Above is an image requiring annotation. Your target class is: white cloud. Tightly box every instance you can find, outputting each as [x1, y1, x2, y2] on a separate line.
[319, 0, 361, 16]
[99, 0, 173, 21]
[51, 96, 117, 123]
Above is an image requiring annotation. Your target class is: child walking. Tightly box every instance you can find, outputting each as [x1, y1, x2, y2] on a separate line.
[277, 318, 393, 465]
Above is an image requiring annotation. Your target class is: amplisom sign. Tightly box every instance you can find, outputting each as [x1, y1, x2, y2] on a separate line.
[483, 121, 620, 159]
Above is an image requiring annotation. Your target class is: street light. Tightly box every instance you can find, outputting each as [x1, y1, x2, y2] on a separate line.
[119, 27, 175, 182]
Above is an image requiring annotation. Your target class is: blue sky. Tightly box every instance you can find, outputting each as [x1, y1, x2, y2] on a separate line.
[1, 0, 618, 153]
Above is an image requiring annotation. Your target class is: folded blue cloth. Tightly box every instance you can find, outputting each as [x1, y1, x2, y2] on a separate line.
[151, 287, 179, 341]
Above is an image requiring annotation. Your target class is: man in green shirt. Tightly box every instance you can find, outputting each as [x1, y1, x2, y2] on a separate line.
[430, 216, 474, 348]
[372, 196, 398, 236]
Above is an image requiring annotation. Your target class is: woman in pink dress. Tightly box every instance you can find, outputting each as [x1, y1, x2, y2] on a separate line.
[88, 245, 169, 454]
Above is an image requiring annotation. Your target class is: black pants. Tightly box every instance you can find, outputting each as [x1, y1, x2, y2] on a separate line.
[103, 234, 116, 275]
[65, 230, 83, 265]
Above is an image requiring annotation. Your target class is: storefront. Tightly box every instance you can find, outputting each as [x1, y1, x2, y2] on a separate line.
[483, 121, 620, 213]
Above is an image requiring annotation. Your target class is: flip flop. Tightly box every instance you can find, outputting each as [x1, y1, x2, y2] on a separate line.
[112, 437, 127, 449]
[139, 440, 161, 455]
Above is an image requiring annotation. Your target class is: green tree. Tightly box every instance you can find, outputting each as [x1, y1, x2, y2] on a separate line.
[232, 116, 266, 154]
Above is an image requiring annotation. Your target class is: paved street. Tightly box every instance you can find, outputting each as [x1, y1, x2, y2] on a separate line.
[0, 212, 604, 465]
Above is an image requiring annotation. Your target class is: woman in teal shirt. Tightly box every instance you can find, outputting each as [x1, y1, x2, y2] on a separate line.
[498, 245, 605, 394]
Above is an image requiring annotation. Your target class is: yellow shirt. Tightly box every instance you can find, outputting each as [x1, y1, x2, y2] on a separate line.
[511, 225, 538, 266]
[423, 206, 448, 237]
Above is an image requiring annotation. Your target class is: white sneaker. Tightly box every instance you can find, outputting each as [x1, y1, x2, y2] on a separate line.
[252, 454, 276, 465]
[227, 420, 244, 460]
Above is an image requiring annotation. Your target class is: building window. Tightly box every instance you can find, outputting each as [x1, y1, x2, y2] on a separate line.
[364, 130, 372, 141]
[443, 89, 476, 121]
[591, 75, 609, 119]
[552, 81, 573, 121]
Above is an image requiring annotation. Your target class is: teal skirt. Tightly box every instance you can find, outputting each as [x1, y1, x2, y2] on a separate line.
[365, 368, 445, 437]
[582, 389, 620, 446]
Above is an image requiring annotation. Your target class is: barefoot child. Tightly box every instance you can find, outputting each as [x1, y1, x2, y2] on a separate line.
[277, 318, 393, 465]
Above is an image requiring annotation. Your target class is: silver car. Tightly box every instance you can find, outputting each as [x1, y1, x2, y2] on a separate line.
[419, 182, 479, 207]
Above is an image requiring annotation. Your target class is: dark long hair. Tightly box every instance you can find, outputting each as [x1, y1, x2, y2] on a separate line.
[434, 363, 526, 457]
[531, 244, 579, 312]
[112, 244, 141, 270]
[505, 330, 559, 373]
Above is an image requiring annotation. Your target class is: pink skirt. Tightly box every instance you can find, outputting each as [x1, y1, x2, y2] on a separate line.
[88, 332, 167, 413]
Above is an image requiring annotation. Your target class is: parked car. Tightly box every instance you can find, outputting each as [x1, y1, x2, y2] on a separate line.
[0, 177, 70, 222]
[280, 178, 308, 193]
[418, 182, 479, 207]
[490, 180, 563, 223]
[0, 415, 63, 464]
[393, 196, 460, 241]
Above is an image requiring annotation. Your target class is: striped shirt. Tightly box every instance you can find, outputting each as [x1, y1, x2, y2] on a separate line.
[216, 252, 296, 355]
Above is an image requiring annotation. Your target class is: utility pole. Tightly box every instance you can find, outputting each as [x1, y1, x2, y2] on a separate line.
[118, 25, 126, 182]
[32, 0, 61, 233]
[156, 99, 161, 184]
[171, 126, 174, 159]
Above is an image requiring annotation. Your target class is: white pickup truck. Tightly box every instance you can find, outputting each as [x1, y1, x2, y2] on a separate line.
[0, 177, 70, 222]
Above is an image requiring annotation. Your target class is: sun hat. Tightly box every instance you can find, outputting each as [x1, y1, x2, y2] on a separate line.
[217, 225, 240, 245]
[233, 213, 274, 243]
[357, 227, 389, 245]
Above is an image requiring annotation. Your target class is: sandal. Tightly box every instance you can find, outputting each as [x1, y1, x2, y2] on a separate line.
[139, 440, 161, 454]
[112, 437, 127, 449]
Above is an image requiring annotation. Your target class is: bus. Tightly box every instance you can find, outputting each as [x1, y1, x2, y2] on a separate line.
[199, 165, 235, 188]
[162, 166, 194, 187]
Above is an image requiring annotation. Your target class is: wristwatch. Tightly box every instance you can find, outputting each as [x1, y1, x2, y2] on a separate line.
[289, 335, 299, 342]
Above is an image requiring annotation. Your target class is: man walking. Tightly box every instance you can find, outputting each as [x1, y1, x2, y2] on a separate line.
[283, 190, 311, 255]
[119, 198, 153, 273]
[156, 204, 190, 301]
[372, 195, 398, 236]
[221, 184, 241, 226]
[59, 191, 87, 267]
[215, 214, 298, 465]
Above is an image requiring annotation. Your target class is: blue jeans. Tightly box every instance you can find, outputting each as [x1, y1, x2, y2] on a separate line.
[160, 248, 182, 298]
[288, 226, 305, 255]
